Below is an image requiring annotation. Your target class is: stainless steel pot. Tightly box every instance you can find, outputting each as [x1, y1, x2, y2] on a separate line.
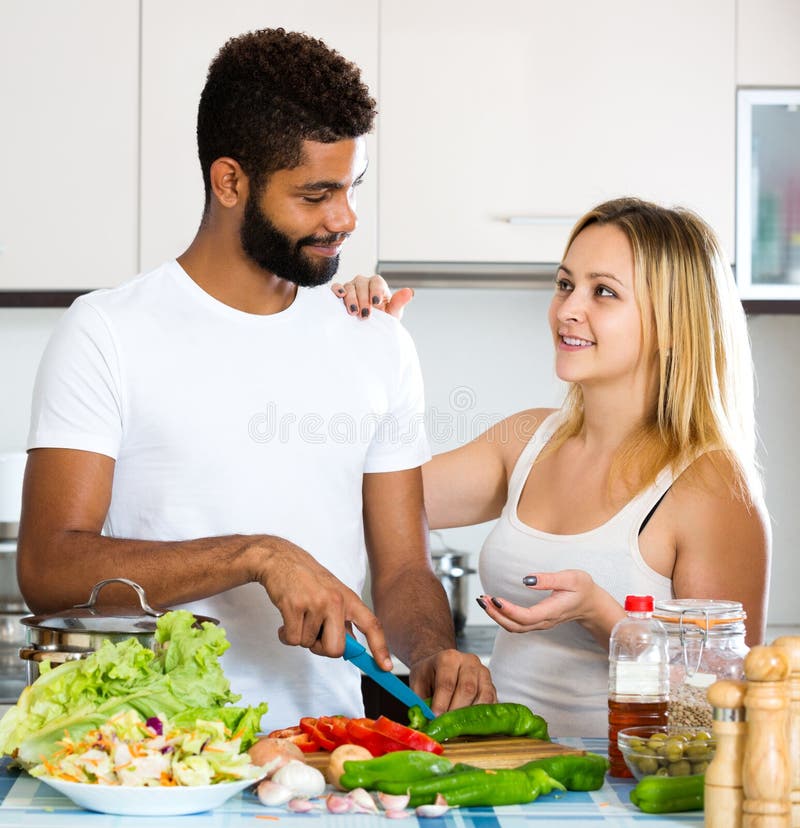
[431, 533, 477, 635]
[19, 578, 218, 684]
[0, 612, 28, 702]
[0, 540, 26, 613]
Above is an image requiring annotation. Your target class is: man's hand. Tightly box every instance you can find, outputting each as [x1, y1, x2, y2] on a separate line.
[253, 535, 393, 670]
[331, 274, 414, 320]
[409, 649, 496, 715]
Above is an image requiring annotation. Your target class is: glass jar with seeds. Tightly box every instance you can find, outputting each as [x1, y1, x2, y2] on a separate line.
[653, 599, 749, 730]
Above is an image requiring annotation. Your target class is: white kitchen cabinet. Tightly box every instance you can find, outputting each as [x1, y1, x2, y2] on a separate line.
[140, 0, 379, 281]
[0, 0, 139, 291]
[378, 0, 736, 266]
[737, 0, 800, 86]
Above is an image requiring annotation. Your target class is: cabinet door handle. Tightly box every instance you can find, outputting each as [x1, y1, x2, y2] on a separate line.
[503, 216, 579, 226]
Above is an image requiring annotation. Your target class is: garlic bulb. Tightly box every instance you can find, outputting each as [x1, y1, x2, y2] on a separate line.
[271, 760, 326, 799]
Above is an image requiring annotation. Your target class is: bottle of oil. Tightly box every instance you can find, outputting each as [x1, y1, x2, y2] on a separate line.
[608, 594, 669, 777]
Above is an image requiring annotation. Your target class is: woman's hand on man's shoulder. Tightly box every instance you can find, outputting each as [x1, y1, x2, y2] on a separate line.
[331, 274, 413, 320]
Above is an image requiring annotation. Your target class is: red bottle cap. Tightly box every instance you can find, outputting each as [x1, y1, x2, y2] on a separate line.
[624, 595, 654, 612]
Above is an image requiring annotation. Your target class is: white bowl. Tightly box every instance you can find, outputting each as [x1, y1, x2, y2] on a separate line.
[36, 775, 256, 816]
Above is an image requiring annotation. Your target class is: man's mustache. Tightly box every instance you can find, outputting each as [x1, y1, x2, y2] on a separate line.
[299, 233, 350, 247]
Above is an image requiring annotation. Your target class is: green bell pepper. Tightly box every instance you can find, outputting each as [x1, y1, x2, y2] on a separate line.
[520, 753, 609, 791]
[629, 772, 705, 814]
[409, 702, 549, 742]
[339, 750, 454, 790]
[376, 765, 564, 807]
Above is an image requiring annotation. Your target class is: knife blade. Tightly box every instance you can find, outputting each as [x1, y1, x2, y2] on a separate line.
[343, 632, 436, 720]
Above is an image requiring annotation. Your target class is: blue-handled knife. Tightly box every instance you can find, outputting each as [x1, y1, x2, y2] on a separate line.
[344, 633, 436, 720]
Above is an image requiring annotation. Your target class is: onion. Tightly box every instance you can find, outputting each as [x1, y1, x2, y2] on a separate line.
[248, 738, 304, 777]
[326, 743, 373, 789]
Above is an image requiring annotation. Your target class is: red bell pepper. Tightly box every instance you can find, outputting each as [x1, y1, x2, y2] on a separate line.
[299, 717, 337, 752]
[372, 716, 444, 754]
[265, 725, 320, 753]
[345, 717, 417, 756]
[315, 716, 351, 747]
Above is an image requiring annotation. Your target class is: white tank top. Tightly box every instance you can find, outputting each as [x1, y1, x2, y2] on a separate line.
[479, 410, 674, 737]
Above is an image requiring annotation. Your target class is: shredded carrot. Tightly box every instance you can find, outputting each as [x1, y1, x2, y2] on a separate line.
[255, 816, 280, 821]
[159, 771, 177, 787]
[57, 772, 81, 783]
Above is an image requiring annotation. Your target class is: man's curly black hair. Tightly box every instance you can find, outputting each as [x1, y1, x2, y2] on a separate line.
[197, 28, 377, 209]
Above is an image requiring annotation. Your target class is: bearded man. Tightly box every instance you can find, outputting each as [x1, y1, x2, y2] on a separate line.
[19, 28, 494, 727]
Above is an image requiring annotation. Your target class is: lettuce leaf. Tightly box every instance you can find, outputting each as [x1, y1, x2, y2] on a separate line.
[0, 610, 267, 765]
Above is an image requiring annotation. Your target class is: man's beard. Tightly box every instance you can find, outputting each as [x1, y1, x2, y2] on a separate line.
[240, 195, 343, 288]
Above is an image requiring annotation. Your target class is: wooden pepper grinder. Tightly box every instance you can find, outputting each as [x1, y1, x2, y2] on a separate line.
[742, 645, 791, 828]
[706, 679, 748, 828]
[773, 636, 800, 828]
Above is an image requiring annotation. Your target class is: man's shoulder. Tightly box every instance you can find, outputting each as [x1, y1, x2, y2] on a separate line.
[302, 286, 410, 345]
[76, 261, 177, 314]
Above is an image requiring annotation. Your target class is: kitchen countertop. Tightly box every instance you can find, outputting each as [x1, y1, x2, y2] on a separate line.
[0, 738, 703, 827]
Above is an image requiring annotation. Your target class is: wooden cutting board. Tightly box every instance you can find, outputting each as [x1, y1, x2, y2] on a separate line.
[304, 736, 584, 772]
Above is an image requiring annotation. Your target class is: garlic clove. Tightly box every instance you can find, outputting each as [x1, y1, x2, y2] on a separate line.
[385, 809, 412, 819]
[287, 798, 316, 813]
[326, 794, 353, 814]
[415, 802, 450, 818]
[377, 792, 411, 811]
[348, 787, 379, 813]
[256, 779, 294, 807]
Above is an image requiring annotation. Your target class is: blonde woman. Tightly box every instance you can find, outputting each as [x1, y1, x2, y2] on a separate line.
[332, 197, 770, 736]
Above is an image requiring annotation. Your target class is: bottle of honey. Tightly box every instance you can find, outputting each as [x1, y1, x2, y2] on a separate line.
[608, 595, 669, 777]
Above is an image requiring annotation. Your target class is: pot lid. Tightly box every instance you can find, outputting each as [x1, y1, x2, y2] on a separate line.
[20, 578, 217, 634]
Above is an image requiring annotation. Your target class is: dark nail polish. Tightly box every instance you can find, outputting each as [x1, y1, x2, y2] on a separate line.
[491, 597, 503, 609]
[361, 307, 369, 317]
[349, 304, 357, 312]
[523, 575, 538, 586]
[372, 295, 380, 305]
[337, 287, 345, 294]
[476, 597, 487, 610]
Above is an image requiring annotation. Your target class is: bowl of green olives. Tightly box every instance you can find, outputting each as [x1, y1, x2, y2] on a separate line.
[617, 725, 715, 780]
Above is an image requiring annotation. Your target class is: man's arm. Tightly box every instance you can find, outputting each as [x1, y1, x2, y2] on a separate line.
[363, 468, 496, 713]
[18, 447, 391, 663]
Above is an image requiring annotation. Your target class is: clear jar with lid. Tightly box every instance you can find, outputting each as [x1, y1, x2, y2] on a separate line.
[653, 599, 749, 730]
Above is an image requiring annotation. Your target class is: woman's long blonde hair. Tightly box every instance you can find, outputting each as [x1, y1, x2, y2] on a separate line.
[545, 197, 760, 502]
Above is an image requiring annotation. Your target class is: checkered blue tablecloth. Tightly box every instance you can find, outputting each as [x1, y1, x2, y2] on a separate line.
[0, 738, 704, 828]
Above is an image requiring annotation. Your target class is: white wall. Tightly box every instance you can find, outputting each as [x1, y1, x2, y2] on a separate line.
[2, 294, 798, 628]
[400, 290, 800, 627]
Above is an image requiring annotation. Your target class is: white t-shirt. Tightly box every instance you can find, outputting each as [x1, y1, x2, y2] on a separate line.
[28, 259, 431, 729]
